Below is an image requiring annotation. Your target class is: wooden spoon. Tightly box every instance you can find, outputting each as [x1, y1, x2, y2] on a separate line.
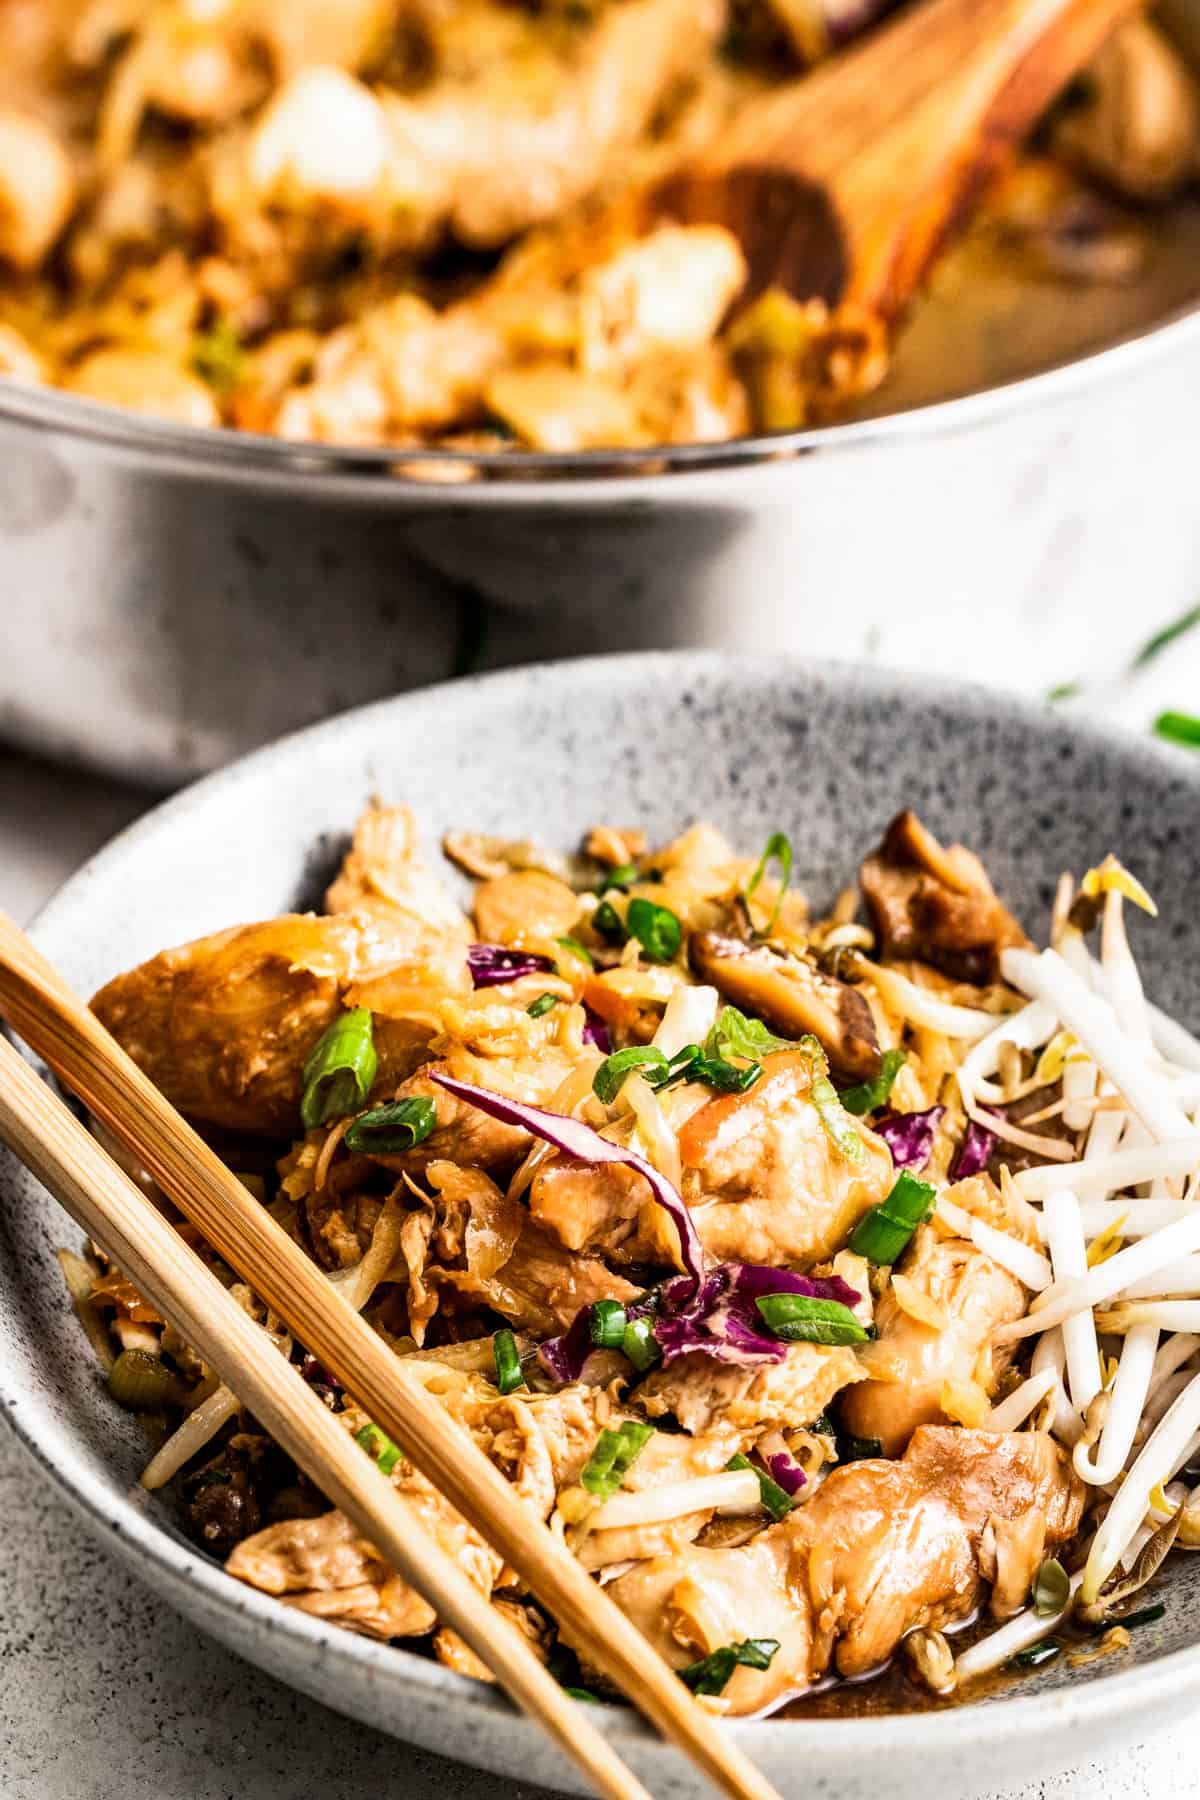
[658, 0, 1141, 317]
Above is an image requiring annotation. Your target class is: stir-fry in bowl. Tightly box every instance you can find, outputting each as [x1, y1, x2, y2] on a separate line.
[0, 1, 1197, 452]
[56, 787, 1200, 1717]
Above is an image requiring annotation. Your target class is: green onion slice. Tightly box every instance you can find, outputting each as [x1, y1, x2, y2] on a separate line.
[556, 936, 594, 967]
[344, 1096, 437, 1154]
[580, 1421, 655, 1500]
[593, 1046, 670, 1104]
[589, 1300, 628, 1350]
[493, 1328, 525, 1394]
[840, 1048, 907, 1115]
[1133, 603, 1200, 668]
[527, 992, 560, 1019]
[809, 1070, 867, 1164]
[356, 1422, 403, 1477]
[1032, 1557, 1071, 1617]
[563, 1687, 600, 1702]
[301, 1008, 378, 1131]
[848, 1170, 937, 1265]
[601, 862, 639, 892]
[727, 1453, 794, 1522]
[679, 1638, 780, 1696]
[837, 1432, 882, 1463]
[1154, 710, 1200, 749]
[1010, 1640, 1061, 1670]
[626, 897, 682, 964]
[744, 831, 793, 937]
[690, 1054, 763, 1094]
[591, 900, 626, 941]
[1112, 1602, 1166, 1632]
[620, 1317, 662, 1372]
[756, 1293, 869, 1346]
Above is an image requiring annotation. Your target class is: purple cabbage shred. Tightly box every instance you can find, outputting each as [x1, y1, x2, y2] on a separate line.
[874, 1105, 945, 1171]
[467, 943, 556, 989]
[954, 1115, 1000, 1180]
[582, 1009, 612, 1054]
[764, 1451, 808, 1496]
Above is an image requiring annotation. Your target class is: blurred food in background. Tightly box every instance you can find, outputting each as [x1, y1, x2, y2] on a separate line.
[0, 0, 1196, 452]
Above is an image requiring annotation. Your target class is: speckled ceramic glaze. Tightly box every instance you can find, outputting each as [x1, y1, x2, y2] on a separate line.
[2, 653, 1200, 1800]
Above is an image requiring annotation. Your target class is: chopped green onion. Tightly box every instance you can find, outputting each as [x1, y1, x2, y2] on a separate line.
[356, 1422, 403, 1477]
[601, 862, 639, 892]
[1133, 603, 1200, 668]
[1046, 681, 1081, 704]
[707, 1005, 792, 1062]
[1032, 1557, 1070, 1617]
[563, 1687, 600, 1702]
[840, 1048, 907, 1116]
[837, 1432, 882, 1463]
[679, 1638, 780, 1696]
[620, 1317, 662, 1372]
[301, 1008, 378, 1131]
[1112, 1602, 1166, 1632]
[727, 1453, 794, 1522]
[809, 1411, 835, 1436]
[744, 832, 793, 936]
[344, 1096, 437, 1154]
[1154, 710, 1200, 749]
[107, 1348, 179, 1413]
[593, 1046, 670, 1104]
[848, 1170, 937, 1264]
[580, 1421, 655, 1500]
[589, 1300, 628, 1350]
[591, 900, 626, 941]
[556, 935, 594, 967]
[756, 1293, 869, 1345]
[190, 315, 244, 394]
[810, 1070, 866, 1163]
[689, 1053, 763, 1094]
[527, 992, 560, 1019]
[626, 898, 682, 964]
[1010, 1640, 1061, 1670]
[493, 1328, 525, 1394]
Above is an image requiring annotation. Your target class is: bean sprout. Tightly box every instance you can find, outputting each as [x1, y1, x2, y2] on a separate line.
[1082, 1368, 1200, 1603]
[955, 1571, 1084, 1683]
[1016, 1140, 1200, 1201]
[986, 1368, 1059, 1432]
[1073, 1324, 1157, 1485]
[937, 1197, 1052, 1291]
[1042, 1191, 1101, 1410]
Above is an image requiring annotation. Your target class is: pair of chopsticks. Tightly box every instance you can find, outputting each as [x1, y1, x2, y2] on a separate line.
[0, 912, 782, 1800]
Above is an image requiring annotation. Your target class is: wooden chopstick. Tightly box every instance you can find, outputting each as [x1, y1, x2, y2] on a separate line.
[0, 1033, 659, 1800]
[0, 912, 784, 1800]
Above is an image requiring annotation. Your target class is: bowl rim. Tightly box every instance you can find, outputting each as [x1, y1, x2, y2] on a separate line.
[5, 647, 1200, 1766]
[0, 288, 1197, 491]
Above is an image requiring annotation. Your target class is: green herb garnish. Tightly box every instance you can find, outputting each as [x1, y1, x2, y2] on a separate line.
[190, 315, 244, 394]
[626, 897, 682, 964]
[492, 1328, 525, 1395]
[556, 935, 594, 967]
[620, 1316, 662, 1371]
[527, 993, 560, 1019]
[563, 1686, 600, 1701]
[840, 1048, 907, 1115]
[593, 1046, 671, 1104]
[344, 1096, 437, 1154]
[810, 1069, 866, 1163]
[680, 1639, 780, 1696]
[1112, 1602, 1166, 1632]
[837, 1432, 883, 1463]
[744, 831, 793, 937]
[1010, 1640, 1061, 1670]
[1046, 681, 1082, 704]
[756, 1294, 869, 1346]
[580, 1421, 655, 1500]
[1133, 603, 1200, 668]
[1153, 711, 1200, 749]
[848, 1170, 937, 1265]
[589, 1300, 629, 1350]
[1032, 1557, 1070, 1617]
[301, 1008, 378, 1131]
[601, 862, 639, 892]
[592, 900, 626, 941]
[356, 1422, 403, 1477]
[727, 1453, 794, 1522]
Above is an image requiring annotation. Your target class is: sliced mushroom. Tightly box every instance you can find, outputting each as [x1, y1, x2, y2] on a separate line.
[688, 931, 882, 1081]
[860, 811, 1028, 984]
[1052, 19, 1200, 202]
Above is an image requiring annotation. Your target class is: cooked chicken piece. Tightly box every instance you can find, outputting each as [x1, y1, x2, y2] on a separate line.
[639, 1342, 864, 1437]
[605, 1427, 1082, 1711]
[0, 106, 76, 271]
[530, 1157, 646, 1255]
[840, 1225, 1026, 1456]
[380, 0, 724, 249]
[485, 364, 650, 452]
[379, 1043, 578, 1175]
[980, 1504, 1047, 1620]
[688, 932, 882, 1081]
[0, 320, 45, 381]
[92, 806, 471, 1134]
[672, 1051, 894, 1266]
[65, 347, 220, 427]
[578, 1511, 716, 1572]
[248, 67, 393, 210]
[226, 1475, 501, 1641]
[472, 869, 582, 947]
[444, 1215, 640, 1336]
[1053, 19, 1199, 202]
[860, 811, 1028, 984]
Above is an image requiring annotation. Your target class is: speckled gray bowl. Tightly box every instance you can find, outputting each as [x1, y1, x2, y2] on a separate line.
[3, 652, 1200, 1800]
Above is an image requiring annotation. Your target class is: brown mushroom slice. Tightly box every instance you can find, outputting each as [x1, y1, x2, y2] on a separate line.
[1052, 20, 1200, 204]
[860, 811, 1028, 984]
[688, 931, 882, 1082]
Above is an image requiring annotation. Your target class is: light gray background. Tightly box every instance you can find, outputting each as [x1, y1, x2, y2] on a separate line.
[1, 744, 1196, 1800]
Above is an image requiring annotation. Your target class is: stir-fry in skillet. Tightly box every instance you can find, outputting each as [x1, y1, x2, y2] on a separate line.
[61, 807, 1200, 1711]
[1, 2, 1197, 451]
